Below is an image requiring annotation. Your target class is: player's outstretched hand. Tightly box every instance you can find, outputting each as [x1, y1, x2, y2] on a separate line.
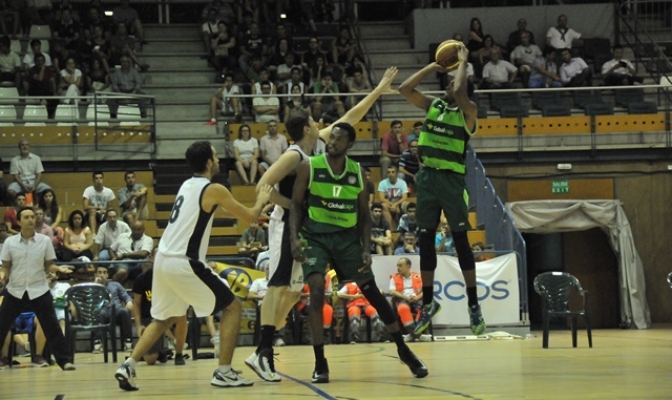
[376, 67, 399, 92]
[290, 238, 307, 263]
[428, 62, 446, 73]
[457, 43, 469, 62]
[256, 184, 273, 204]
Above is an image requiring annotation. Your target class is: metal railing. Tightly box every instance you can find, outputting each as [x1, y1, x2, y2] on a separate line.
[466, 146, 529, 323]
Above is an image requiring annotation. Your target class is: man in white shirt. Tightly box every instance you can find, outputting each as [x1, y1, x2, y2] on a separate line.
[248, 268, 269, 305]
[207, 73, 241, 125]
[510, 32, 542, 86]
[602, 44, 642, 86]
[546, 14, 582, 50]
[528, 47, 563, 88]
[108, 220, 153, 283]
[201, 8, 220, 52]
[253, 81, 280, 123]
[482, 48, 519, 89]
[8, 138, 51, 205]
[0, 207, 75, 370]
[22, 39, 53, 70]
[83, 171, 116, 234]
[258, 119, 288, 176]
[559, 48, 592, 87]
[94, 209, 131, 262]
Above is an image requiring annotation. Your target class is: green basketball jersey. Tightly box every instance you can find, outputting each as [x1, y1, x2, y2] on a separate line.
[419, 98, 477, 174]
[304, 153, 363, 233]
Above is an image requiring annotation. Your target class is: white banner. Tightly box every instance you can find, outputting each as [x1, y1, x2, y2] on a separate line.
[371, 253, 520, 326]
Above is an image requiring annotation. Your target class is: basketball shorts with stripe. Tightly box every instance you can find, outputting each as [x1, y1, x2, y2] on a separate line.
[267, 218, 304, 292]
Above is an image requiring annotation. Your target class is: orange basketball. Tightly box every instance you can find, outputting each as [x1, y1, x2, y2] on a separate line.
[435, 39, 461, 71]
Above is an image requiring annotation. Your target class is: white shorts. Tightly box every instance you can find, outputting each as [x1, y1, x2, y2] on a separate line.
[151, 253, 235, 320]
[268, 218, 304, 292]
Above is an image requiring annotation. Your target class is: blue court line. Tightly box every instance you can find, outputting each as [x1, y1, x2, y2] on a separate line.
[277, 372, 338, 400]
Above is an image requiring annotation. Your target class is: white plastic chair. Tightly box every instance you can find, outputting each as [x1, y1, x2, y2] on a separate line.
[29, 25, 52, 39]
[0, 87, 19, 104]
[22, 104, 49, 122]
[0, 105, 17, 121]
[116, 105, 141, 120]
[55, 105, 79, 125]
[86, 104, 111, 125]
[10, 40, 21, 55]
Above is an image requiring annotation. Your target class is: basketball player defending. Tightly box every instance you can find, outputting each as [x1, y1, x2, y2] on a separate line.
[290, 123, 428, 382]
[246, 67, 399, 382]
[398, 44, 486, 336]
[115, 142, 272, 391]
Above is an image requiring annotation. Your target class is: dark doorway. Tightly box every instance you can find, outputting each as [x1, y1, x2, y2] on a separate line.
[525, 228, 619, 330]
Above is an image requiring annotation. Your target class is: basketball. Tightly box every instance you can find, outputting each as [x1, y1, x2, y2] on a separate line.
[435, 39, 461, 71]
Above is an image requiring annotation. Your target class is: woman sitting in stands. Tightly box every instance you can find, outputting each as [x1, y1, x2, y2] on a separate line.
[233, 124, 259, 186]
[39, 189, 64, 250]
[61, 210, 95, 274]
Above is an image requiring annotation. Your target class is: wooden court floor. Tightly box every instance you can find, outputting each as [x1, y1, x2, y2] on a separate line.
[0, 326, 670, 400]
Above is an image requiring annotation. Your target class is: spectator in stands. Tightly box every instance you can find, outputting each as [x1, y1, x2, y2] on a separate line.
[108, 220, 153, 283]
[47, 271, 69, 334]
[528, 46, 563, 88]
[93, 209, 130, 262]
[506, 18, 535, 54]
[308, 53, 326, 86]
[237, 0, 260, 24]
[26, 53, 58, 118]
[82, 7, 111, 40]
[210, 21, 237, 74]
[88, 58, 110, 94]
[3, 192, 24, 234]
[282, 66, 305, 97]
[283, 83, 310, 122]
[202, 8, 221, 52]
[310, 71, 344, 121]
[252, 68, 276, 94]
[207, 72, 241, 125]
[118, 170, 148, 224]
[389, 257, 428, 342]
[109, 23, 148, 71]
[26, 0, 53, 26]
[435, 222, 453, 252]
[394, 232, 419, 255]
[238, 222, 267, 258]
[277, 54, 302, 88]
[398, 139, 420, 190]
[52, 8, 80, 52]
[466, 17, 484, 53]
[83, 171, 115, 233]
[201, 0, 235, 26]
[58, 57, 82, 103]
[92, 265, 134, 352]
[258, 119, 288, 176]
[559, 47, 592, 87]
[397, 202, 418, 238]
[268, 38, 292, 80]
[301, 36, 326, 70]
[8, 139, 51, 205]
[0, 36, 21, 89]
[378, 165, 408, 230]
[337, 281, 383, 343]
[379, 120, 408, 175]
[602, 45, 642, 86]
[253, 81, 280, 122]
[447, 60, 475, 87]
[482, 48, 519, 89]
[38, 189, 63, 236]
[23, 39, 53, 71]
[269, 22, 293, 54]
[363, 167, 375, 206]
[238, 22, 267, 74]
[511, 32, 542, 87]
[546, 14, 581, 50]
[331, 26, 358, 69]
[109, 55, 148, 119]
[407, 121, 422, 143]
[233, 124, 260, 185]
[0, 0, 20, 39]
[61, 210, 94, 271]
[34, 207, 56, 249]
[245, 55, 263, 84]
[371, 202, 392, 255]
[113, 0, 146, 44]
[347, 63, 371, 109]
[84, 25, 111, 76]
[474, 35, 506, 78]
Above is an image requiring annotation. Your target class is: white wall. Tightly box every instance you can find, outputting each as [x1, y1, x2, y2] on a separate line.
[412, 4, 615, 53]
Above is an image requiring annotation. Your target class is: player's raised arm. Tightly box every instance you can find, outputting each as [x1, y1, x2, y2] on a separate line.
[319, 67, 398, 142]
[452, 44, 478, 132]
[399, 63, 444, 112]
[289, 160, 311, 262]
[255, 150, 302, 209]
[205, 183, 272, 224]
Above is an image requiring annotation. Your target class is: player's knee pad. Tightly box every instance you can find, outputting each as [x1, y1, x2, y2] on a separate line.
[360, 280, 397, 325]
[453, 230, 476, 272]
[418, 230, 437, 272]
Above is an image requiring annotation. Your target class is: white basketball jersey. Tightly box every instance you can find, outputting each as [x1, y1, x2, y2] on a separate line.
[159, 177, 214, 260]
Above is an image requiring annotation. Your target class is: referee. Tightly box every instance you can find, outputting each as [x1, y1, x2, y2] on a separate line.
[0, 206, 76, 370]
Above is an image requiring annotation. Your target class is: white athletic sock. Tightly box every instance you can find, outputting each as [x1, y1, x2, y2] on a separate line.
[217, 365, 232, 374]
[125, 357, 137, 369]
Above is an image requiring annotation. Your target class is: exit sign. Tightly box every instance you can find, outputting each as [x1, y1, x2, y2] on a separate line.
[552, 180, 569, 194]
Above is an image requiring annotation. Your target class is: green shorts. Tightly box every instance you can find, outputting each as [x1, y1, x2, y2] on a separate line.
[415, 167, 470, 232]
[300, 228, 374, 282]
